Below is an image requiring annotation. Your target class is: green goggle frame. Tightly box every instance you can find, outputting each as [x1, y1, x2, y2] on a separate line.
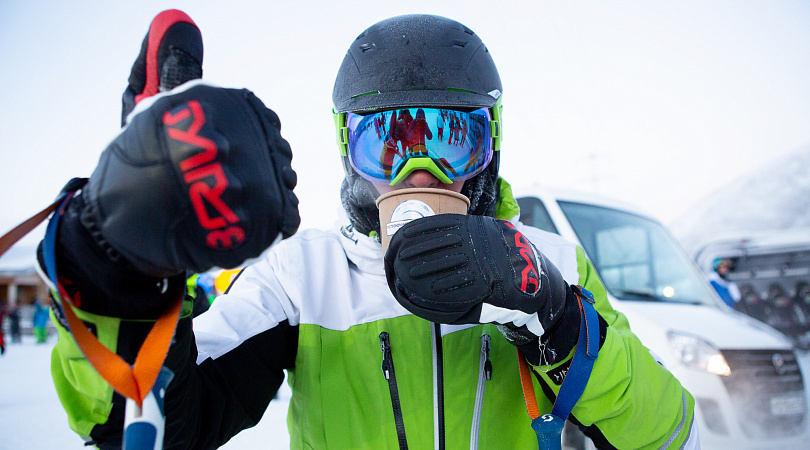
[333, 98, 502, 185]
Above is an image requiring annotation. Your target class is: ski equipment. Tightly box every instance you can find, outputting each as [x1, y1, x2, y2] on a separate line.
[345, 107, 494, 185]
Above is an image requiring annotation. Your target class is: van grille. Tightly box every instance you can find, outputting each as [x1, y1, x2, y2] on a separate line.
[720, 349, 807, 438]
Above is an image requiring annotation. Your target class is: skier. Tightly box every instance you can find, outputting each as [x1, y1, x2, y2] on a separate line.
[707, 258, 741, 308]
[436, 109, 445, 142]
[406, 108, 433, 156]
[0, 303, 6, 354]
[32, 299, 50, 344]
[41, 11, 699, 449]
[9, 303, 22, 344]
[186, 273, 212, 318]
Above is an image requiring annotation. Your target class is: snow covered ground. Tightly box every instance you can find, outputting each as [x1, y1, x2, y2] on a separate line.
[0, 335, 290, 449]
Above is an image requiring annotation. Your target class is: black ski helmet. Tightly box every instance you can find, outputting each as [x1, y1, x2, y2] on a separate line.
[334, 14, 503, 237]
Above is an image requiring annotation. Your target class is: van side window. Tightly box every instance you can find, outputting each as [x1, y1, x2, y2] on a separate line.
[516, 197, 559, 234]
[558, 200, 714, 304]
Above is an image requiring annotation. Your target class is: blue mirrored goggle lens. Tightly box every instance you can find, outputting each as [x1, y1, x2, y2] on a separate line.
[346, 107, 493, 184]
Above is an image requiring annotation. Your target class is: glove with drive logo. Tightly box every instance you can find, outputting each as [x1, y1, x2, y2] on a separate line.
[86, 83, 300, 277]
[384, 214, 586, 364]
[41, 9, 299, 320]
[45, 83, 300, 319]
[42, 10, 299, 319]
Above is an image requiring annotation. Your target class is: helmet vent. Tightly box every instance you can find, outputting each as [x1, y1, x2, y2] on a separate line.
[463, 26, 474, 36]
[359, 43, 374, 53]
[452, 39, 467, 48]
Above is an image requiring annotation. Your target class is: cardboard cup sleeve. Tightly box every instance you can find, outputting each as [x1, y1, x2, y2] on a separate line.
[376, 188, 470, 253]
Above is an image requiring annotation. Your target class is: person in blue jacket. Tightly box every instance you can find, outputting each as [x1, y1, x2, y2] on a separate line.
[708, 258, 741, 308]
[32, 299, 51, 343]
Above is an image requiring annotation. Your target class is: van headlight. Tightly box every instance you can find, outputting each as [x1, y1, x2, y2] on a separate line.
[666, 331, 731, 376]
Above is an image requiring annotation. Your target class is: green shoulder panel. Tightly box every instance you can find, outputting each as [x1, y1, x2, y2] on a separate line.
[495, 177, 521, 220]
[571, 327, 695, 448]
[50, 308, 119, 439]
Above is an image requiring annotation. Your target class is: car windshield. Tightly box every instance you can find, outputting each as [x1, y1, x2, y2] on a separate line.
[558, 201, 720, 306]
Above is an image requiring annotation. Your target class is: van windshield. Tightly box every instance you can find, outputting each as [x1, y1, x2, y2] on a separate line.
[558, 201, 719, 306]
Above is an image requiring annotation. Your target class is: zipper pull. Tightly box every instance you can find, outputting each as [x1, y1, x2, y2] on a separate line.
[380, 332, 392, 380]
[482, 334, 492, 381]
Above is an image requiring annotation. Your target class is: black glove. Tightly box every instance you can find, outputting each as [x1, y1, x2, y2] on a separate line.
[121, 9, 203, 126]
[79, 83, 300, 278]
[384, 214, 582, 364]
[41, 194, 188, 320]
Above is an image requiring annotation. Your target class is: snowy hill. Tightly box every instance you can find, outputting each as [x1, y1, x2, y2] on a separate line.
[671, 147, 810, 256]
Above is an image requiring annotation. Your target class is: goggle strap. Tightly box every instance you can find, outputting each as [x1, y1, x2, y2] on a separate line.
[333, 110, 349, 156]
[490, 99, 503, 151]
[490, 120, 500, 150]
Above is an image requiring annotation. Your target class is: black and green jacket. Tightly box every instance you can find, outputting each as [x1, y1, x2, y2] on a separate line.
[47, 195, 697, 449]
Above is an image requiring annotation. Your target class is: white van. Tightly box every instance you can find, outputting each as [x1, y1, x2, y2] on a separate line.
[513, 185, 808, 449]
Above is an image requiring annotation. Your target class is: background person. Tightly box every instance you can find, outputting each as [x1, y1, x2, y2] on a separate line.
[708, 257, 741, 308]
[0, 303, 6, 354]
[9, 303, 22, 344]
[32, 299, 50, 344]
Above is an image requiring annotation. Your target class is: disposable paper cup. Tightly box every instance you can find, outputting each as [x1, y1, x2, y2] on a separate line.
[376, 188, 470, 253]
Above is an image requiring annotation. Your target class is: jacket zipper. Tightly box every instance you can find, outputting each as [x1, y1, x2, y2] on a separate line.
[470, 334, 492, 450]
[431, 323, 446, 450]
[380, 332, 409, 450]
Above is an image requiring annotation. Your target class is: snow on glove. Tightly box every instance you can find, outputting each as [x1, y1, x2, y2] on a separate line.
[79, 83, 300, 279]
[121, 9, 203, 126]
[384, 214, 581, 364]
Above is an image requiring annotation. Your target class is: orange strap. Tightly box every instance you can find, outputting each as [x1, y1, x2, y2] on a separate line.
[0, 187, 182, 407]
[0, 198, 60, 255]
[517, 349, 541, 420]
[57, 283, 182, 406]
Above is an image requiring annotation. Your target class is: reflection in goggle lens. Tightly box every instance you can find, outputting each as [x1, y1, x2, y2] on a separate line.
[346, 107, 493, 184]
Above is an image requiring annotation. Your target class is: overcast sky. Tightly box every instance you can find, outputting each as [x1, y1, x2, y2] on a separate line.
[1, 0, 809, 249]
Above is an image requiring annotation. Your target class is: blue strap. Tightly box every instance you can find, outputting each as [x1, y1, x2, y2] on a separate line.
[42, 195, 66, 287]
[41, 177, 88, 331]
[551, 286, 599, 420]
[531, 286, 600, 450]
[42, 178, 87, 286]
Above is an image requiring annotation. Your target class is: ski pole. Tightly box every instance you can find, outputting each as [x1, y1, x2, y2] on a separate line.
[123, 366, 174, 450]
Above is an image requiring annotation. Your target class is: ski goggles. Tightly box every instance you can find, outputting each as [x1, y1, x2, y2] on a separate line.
[335, 106, 501, 185]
